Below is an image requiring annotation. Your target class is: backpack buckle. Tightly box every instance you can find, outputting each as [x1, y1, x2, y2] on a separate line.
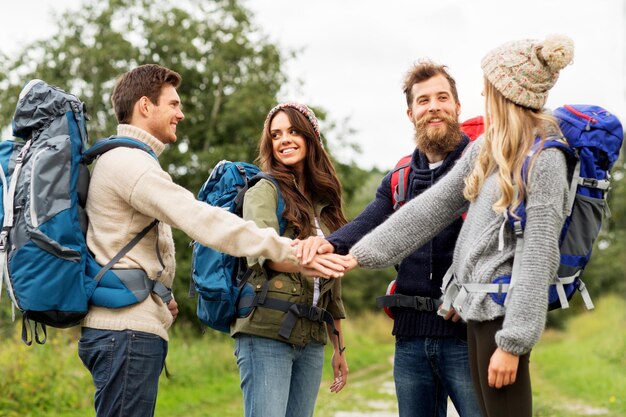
[308, 306, 323, 322]
[581, 178, 598, 188]
[414, 296, 437, 311]
[513, 220, 524, 237]
[0, 230, 8, 252]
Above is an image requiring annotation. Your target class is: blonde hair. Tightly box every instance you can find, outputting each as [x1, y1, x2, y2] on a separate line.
[463, 78, 561, 214]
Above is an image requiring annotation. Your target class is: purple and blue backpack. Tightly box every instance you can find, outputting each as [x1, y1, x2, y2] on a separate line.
[441, 104, 623, 316]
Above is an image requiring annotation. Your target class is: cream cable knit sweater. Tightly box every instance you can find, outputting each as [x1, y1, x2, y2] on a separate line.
[83, 124, 295, 340]
[351, 138, 569, 355]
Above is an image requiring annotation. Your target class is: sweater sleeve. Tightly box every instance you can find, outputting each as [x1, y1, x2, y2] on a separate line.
[123, 157, 296, 264]
[495, 148, 569, 355]
[327, 172, 394, 255]
[349, 142, 478, 269]
[241, 179, 281, 266]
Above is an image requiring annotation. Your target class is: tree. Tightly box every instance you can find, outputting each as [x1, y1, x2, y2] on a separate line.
[0, 0, 375, 326]
[0, 0, 294, 324]
[1, 0, 290, 189]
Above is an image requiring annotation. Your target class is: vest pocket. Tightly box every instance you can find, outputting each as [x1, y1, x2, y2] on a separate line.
[251, 278, 303, 326]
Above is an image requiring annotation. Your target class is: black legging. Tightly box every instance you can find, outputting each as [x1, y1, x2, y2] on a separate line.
[467, 317, 532, 417]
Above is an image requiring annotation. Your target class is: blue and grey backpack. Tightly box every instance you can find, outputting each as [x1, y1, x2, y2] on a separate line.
[0, 79, 171, 345]
[190, 160, 286, 333]
[440, 104, 624, 316]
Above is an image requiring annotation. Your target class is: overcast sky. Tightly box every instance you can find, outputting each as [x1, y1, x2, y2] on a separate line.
[1, 0, 624, 169]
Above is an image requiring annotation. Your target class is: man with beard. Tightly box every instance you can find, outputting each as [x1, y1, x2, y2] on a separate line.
[297, 60, 482, 417]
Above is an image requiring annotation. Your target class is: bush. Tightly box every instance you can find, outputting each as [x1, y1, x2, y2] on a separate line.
[0, 325, 92, 417]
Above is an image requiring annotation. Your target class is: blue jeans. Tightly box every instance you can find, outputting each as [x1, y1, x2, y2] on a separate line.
[78, 328, 168, 417]
[394, 336, 482, 417]
[234, 334, 324, 417]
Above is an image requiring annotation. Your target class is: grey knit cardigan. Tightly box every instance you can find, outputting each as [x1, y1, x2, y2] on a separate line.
[351, 138, 569, 355]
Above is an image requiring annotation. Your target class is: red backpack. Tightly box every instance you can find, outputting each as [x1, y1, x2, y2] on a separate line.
[382, 116, 484, 318]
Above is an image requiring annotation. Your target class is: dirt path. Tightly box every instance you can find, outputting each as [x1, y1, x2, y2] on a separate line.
[325, 357, 613, 417]
[322, 356, 460, 417]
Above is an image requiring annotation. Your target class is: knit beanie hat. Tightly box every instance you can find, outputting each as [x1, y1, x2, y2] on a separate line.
[264, 102, 321, 140]
[481, 35, 574, 110]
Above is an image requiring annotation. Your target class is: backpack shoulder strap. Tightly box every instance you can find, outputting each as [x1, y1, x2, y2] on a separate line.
[93, 220, 159, 283]
[390, 155, 412, 210]
[536, 137, 575, 158]
[83, 136, 158, 164]
[85, 136, 166, 299]
[510, 137, 576, 223]
[526, 137, 579, 214]
[247, 173, 287, 236]
[503, 136, 576, 307]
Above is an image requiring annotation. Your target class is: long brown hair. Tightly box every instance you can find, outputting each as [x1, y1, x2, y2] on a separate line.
[257, 107, 347, 238]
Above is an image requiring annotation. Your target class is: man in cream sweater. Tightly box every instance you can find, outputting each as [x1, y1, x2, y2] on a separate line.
[77, 64, 303, 417]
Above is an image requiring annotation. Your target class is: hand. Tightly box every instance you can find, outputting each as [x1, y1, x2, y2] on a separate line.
[299, 253, 352, 278]
[488, 347, 519, 388]
[341, 254, 358, 272]
[167, 297, 179, 321]
[439, 305, 462, 322]
[303, 253, 358, 278]
[329, 350, 349, 393]
[294, 236, 335, 264]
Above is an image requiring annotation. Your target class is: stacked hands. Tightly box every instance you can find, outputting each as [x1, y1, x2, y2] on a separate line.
[291, 237, 357, 278]
[291, 237, 461, 318]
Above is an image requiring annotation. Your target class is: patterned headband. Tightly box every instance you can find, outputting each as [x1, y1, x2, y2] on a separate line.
[264, 102, 321, 140]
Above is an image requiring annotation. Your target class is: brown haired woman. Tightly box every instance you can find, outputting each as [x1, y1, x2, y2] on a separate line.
[231, 103, 350, 417]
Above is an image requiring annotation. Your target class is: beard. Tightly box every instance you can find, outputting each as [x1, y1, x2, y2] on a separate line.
[414, 112, 463, 156]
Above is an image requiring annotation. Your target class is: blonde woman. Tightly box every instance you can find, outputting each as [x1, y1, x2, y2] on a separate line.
[339, 35, 574, 416]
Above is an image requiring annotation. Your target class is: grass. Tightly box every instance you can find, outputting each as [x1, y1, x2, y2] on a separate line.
[1, 297, 624, 417]
[531, 295, 626, 416]
[0, 326, 92, 417]
[157, 314, 396, 417]
[155, 331, 244, 417]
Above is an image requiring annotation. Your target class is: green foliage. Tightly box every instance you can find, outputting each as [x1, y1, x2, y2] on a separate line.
[0, 0, 381, 325]
[156, 330, 243, 417]
[533, 295, 626, 416]
[0, 327, 92, 417]
[0, 314, 396, 417]
[0, 0, 288, 192]
[1, 298, 625, 416]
